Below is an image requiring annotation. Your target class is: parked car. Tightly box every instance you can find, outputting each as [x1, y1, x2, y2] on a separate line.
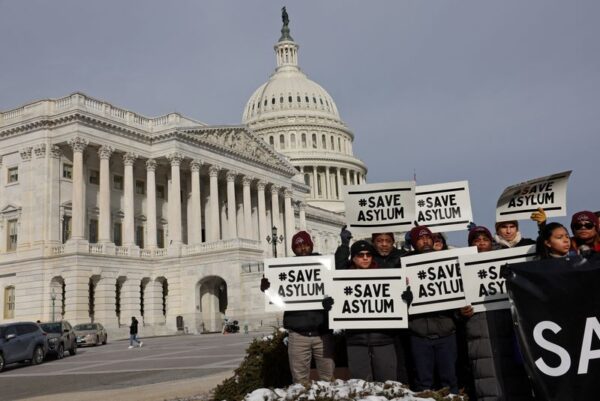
[0, 322, 47, 372]
[73, 323, 108, 347]
[39, 321, 77, 359]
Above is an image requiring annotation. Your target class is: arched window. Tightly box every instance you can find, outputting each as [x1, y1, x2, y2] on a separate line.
[330, 136, 335, 149]
[301, 133, 307, 148]
[291, 133, 296, 148]
[322, 134, 327, 149]
[269, 136, 274, 146]
[279, 134, 285, 149]
[312, 134, 317, 149]
[4, 286, 15, 319]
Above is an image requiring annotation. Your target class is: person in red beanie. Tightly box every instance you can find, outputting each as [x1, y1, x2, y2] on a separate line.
[570, 210, 600, 253]
[260, 230, 334, 384]
[467, 226, 497, 253]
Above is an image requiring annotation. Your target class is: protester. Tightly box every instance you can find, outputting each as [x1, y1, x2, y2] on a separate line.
[335, 226, 406, 269]
[494, 220, 535, 248]
[405, 225, 459, 394]
[536, 222, 575, 259]
[325, 240, 398, 382]
[260, 231, 334, 383]
[460, 226, 534, 401]
[432, 232, 449, 251]
[128, 316, 143, 349]
[570, 210, 600, 253]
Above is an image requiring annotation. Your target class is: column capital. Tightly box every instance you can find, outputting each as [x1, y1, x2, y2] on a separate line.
[33, 143, 47, 159]
[299, 202, 307, 211]
[19, 147, 33, 162]
[270, 185, 280, 195]
[68, 137, 89, 153]
[257, 180, 266, 191]
[284, 189, 293, 198]
[49, 145, 62, 159]
[226, 170, 238, 182]
[145, 158, 157, 171]
[98, 145, 114, 160]
[242, 176, 254, 186]
[122, 152, 138, 166]
[209, 165, 221, 177]
[190, 160, 202, 172]
[166, 152, 184, 166]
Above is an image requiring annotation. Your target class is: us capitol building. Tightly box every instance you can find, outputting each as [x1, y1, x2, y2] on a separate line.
[0, 13, 367, 336]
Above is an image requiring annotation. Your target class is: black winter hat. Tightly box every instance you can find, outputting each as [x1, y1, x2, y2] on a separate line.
[350, 240, 375, 258]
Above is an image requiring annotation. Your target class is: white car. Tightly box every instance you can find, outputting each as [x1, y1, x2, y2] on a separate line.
[73, 323, 108, 347]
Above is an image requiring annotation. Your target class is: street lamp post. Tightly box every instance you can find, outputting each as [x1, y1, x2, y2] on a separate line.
[51, 288, 56, 322]
[266, 226, 284, 257]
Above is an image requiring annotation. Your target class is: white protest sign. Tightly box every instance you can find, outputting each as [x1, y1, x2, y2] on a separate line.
[402, 247, 477, 315]
[459, 245, 536, 313]
[496, 171, 571, 222]
[415, 181, 473, 233]
[326, 268, 407, 330]
[263, 255, 333, 312]
[343, 181, 415, 235]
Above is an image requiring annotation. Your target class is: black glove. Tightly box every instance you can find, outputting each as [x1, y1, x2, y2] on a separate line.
[401, 286, 414, 307]
[322, 296, 334, 312]
[340, 225, 353, 246]
[260, 277, 270, 292]
[466, 222, 477, 231]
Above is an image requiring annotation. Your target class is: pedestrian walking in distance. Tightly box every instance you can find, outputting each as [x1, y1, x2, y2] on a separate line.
[129, 316, 143, 348]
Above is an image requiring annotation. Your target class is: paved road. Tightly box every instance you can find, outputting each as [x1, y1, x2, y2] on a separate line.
[0, 332, 264, 401]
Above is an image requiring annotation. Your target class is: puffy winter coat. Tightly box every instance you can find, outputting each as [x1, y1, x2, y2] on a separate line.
[465, 310, 534, 401]
[335, 244, 406, 269]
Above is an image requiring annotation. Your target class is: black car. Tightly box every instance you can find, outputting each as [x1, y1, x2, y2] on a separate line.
[39, 321, 77, 359]
[0, 322, 47, 372]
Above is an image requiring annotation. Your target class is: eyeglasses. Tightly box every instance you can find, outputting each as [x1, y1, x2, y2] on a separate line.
[356, 252, 372, 258]
[573, 222, 595, 230]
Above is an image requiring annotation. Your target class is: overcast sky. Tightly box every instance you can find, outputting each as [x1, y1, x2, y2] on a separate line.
[1, 0, 598, 243]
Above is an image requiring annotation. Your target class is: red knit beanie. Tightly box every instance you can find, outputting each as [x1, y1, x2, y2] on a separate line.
[468, 226, 493, 246]
[292, 231, 313, 248]
[409, 226, 432, 242]
[571, 211, 599, 231]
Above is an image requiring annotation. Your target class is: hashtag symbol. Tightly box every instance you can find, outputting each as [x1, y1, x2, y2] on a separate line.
[358, 198, 367, 207]
[418, 270, 427, 280]
[417, 199, 425, 207]
[279, 272, 287, 281]
[477, 269, 488, 279]
[344, 286, 353, 296]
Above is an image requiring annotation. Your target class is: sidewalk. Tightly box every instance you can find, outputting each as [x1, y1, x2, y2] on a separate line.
[20, 370, 234, 401]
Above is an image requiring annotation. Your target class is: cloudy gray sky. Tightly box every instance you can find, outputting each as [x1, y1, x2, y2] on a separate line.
[1, 0, 598, 243]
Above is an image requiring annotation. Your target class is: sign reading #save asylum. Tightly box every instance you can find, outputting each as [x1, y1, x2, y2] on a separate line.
[459, 245, 536, 313]
[496, 171, 571, 222]
[343, 181, 415, 235]
[326, 269, 408, 330]
[415, 181, 473, 232]
[263, 255, 333, 312]
[402, 247, 477, 315]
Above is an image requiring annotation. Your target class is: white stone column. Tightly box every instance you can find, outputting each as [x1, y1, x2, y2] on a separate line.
[299, 202, 307, 230]
[242, 176, 253, 239]
[16, 147, 32, 250]
[190, 160, 202, 244]
[123, 152, 138, 246]
[356, 171, 361, 185]
[68, 137, 88, 240]
[94, 274, 119, 328]
[325, 167, 331, 199]
[63, 270, 91, 323]
[167, 153, 184, 245]
[47, 146, 62, 245]
[270, 185, 281, 256]
[98, 146, 114, 243]
[257, 180, 267, 251]
[143, 280, 165, 326]
[345, 169, 350, 187]
[32, 144, 47, 246]
[145, 159, 158, 249]
[208, 165, 220, 241]
[226, 171, 237, 239]
[284, 189, 295, 256]
[336, 167, 342, 200]
[313, 167, 319, 198]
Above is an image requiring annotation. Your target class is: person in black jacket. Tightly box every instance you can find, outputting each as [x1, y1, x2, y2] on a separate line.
[260, 231, 334, 384]
[128, 316, 143, 348]
[335, 227, 406, 269]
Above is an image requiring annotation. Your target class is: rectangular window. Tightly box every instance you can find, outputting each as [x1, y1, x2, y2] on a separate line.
[113, 223, 122, 246]
[7, 219, 18, 251]
[7, 167, 18, 183]
[89, 170, 100, 185]
[135, 180, 145, 195]
[4, 287, 15, 319]
[62, 216, 72, 244]
[89, 219, 98, 244]
[113, 175, 123, 190]
[156, 185, 165, 199]
[157, 229, 164, 248]
[135, 226, 144, 249]
[62, 163, 73, 179]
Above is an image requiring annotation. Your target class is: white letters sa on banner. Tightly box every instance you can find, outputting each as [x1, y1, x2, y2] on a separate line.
[415, 181, 473, 233]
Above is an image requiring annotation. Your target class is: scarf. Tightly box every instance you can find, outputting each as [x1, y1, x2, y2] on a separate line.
[494, 231, 522, 248]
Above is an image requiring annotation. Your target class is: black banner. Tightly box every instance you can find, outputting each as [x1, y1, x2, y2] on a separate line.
[503, 255, 600, 401]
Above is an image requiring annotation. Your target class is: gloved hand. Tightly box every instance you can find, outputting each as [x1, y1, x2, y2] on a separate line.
[322, 296, 334, 311]
[401, 286, 414, 307]
[340, 225, 353, 246]
[466, 222, 477, 231]
[460, 305, 474, 318]
[260, 276, 270, 292]
[530, 207, 547, 226]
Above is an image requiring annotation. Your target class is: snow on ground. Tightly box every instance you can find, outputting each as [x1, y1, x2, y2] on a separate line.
[244, 379, 464, 401]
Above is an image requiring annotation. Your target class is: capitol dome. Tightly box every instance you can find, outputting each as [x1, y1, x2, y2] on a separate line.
[242, 10, 367, 213]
